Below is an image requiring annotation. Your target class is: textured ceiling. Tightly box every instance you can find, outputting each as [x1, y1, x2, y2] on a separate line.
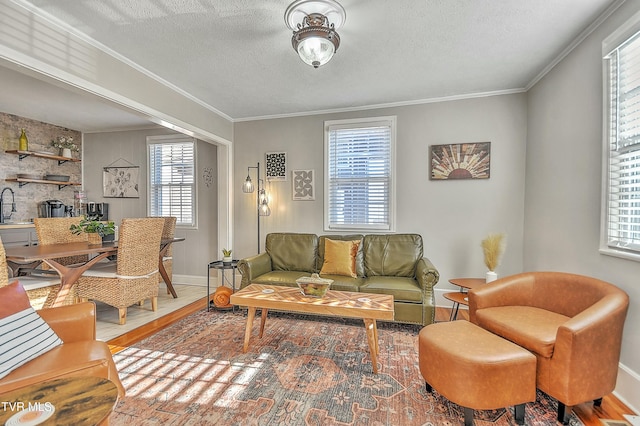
[5, 0, 621, 127]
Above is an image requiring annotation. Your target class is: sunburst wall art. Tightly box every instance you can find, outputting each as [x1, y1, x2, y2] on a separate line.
[429, 142, 491, 180]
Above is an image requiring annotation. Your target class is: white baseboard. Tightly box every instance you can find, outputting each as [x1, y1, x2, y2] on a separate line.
[614, 362, 640, 415]
[173, 271, 242, 289]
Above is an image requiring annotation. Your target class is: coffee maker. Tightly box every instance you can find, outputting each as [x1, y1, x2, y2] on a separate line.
[39, 200, 66, 218]
[86, 202, 109, 220]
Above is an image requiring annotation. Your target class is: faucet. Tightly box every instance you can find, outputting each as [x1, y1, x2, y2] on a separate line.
[0, 187, 17, 224]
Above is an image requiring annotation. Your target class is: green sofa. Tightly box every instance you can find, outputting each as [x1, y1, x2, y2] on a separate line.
[237, 232, 440, 325]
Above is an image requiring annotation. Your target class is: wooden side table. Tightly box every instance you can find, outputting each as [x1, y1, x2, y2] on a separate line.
[0, 376, 118, 425]
[444, 278, 485, 320]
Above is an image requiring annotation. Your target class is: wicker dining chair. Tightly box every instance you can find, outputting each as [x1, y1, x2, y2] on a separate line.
[0, 237, 61, 309]
[33, 217, 89, 308]
[0, 237, 9, 288]
[76, 217, 164, 325]
[157, 216, 177, 289]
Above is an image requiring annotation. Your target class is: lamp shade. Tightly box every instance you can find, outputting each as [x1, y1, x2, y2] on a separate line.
[259, 199, 271, 216]
[243, 175, 254, 193]
[297, 36, 336, 68]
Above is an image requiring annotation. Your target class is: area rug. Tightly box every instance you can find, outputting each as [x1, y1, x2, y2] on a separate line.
[111, 311, 584, 425]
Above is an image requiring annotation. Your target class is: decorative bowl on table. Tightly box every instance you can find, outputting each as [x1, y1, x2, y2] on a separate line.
[296, 274, 333, 298]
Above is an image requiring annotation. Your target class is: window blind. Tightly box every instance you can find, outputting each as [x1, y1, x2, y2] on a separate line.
[148, 140, 195, 226]
[606, 31, 640, 252]
[326, 120, 393, 230]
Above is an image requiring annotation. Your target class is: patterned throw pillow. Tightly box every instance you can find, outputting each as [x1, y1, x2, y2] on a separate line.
[320, 239, 360, 278]
[0, 281, 63, 379]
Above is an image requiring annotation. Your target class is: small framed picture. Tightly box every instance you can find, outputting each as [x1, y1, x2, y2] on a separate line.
[266, 152, 287, 181]
[430, 142, 491, 180]
[292, 169, 315, 200]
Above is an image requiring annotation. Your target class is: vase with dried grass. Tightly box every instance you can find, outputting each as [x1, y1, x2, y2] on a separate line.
[481, 233, 506, 283]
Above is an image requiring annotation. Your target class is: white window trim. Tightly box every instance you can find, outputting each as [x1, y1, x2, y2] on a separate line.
[600, 10, 640, 262]
[323, 116, 396, 232]
[147, 134, 198, 229]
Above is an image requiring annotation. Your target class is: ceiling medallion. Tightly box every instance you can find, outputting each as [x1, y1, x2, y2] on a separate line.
[284, 0, 346, 68]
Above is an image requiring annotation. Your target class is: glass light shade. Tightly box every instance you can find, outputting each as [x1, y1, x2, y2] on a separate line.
[243, 175, 254, 193]
[259, 199, 271, 216]
[297, 36, 335, 68]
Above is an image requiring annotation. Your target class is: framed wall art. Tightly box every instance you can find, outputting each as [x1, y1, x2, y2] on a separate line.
[429, 142, 491, 180]
[292, 169, 315, 200]
[266, 152, 287, 181]
[103, 166, 140, 198]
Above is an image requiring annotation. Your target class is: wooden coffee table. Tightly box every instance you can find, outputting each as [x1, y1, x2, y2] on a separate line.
[230, 284, 395, 374]
[0, 376, 118, 425]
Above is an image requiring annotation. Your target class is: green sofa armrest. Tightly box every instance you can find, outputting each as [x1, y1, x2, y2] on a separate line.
[415, 257, 439, 292]
[237, 253, 272, 289]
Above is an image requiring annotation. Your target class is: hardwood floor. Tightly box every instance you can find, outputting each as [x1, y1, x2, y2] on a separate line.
[109, 301, 637, 425]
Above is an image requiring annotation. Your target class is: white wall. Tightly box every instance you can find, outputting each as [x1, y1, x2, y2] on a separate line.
[83, 129, 218, 283]
[234, 93, 528, 298]
[525, 0, 640, 412]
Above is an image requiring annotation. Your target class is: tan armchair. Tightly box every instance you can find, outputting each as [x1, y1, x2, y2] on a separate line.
[0, 299, 125, 399]
[468, 272, 629, 424]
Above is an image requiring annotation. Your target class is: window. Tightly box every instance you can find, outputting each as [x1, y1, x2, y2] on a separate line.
[147, 135, 196, 227]
[603, 27, 640, 258]
[324, 116, 396, 231]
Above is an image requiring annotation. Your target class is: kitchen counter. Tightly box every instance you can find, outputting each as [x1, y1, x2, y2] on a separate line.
[0, 222, 35, 229]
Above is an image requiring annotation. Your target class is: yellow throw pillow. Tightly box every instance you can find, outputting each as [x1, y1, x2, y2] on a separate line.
[320, 239, 360, 278]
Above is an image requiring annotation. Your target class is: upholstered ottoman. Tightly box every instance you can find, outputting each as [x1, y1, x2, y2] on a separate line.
[418, 320, 536, 426]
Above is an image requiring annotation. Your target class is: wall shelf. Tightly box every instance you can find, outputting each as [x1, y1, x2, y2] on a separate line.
[4, 177, 80, 190]
[5, 150, 81, 165]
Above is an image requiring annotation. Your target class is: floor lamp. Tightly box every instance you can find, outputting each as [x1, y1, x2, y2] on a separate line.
[243, 162, 271, 253]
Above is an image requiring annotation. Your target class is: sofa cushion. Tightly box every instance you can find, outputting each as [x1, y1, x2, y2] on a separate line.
[251, 271, 310, 287]
[363, 234, 423, 277]
[320, 239, 360, 278]
[318, 235, 365, 277]
[0, 282, 63, 379]
[474, 306, 570, 358]
[318, 275, 365, 292]
[266, 233, 318, 273]
[361, 276, 422, 302]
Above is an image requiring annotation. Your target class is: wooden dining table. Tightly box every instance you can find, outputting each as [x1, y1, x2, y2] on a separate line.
[5, 237, 184, 307]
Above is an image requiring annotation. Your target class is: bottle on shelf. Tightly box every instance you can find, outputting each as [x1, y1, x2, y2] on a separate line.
[18, 128, 28, 151]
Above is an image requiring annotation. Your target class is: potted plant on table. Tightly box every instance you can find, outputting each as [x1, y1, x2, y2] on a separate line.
[70, 214, 116, 245]
[222, 248, 232, 264]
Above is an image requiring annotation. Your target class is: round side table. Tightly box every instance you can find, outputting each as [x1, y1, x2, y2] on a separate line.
[444, 278, 485, 321]
[207, 259, 238, 312]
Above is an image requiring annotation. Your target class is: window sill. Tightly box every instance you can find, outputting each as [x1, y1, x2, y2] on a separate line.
[599, 246, 640, 262]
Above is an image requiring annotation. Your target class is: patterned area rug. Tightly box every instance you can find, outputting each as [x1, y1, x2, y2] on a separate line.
[111, 310, 584, 425]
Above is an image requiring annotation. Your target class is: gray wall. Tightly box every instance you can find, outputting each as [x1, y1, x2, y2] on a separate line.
[525, 0, 640, 410]
[234, 93, 528, 297]
[83, 129, 218, 283]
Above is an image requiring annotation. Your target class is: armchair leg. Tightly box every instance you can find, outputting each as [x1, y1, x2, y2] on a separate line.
[151, 296, 158, 311]
[594, 398, 603, 407]
[557, 402, 570, 425]
[118, 308, 127, 325]
[514, 403, 525, 425]
[463, 407, 473, 426]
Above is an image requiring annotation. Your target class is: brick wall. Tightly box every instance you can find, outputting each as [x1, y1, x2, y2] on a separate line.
[0, 112, 82, 222]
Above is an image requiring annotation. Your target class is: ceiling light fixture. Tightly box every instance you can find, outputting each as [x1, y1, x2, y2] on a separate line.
[285, 0, 346, 69]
